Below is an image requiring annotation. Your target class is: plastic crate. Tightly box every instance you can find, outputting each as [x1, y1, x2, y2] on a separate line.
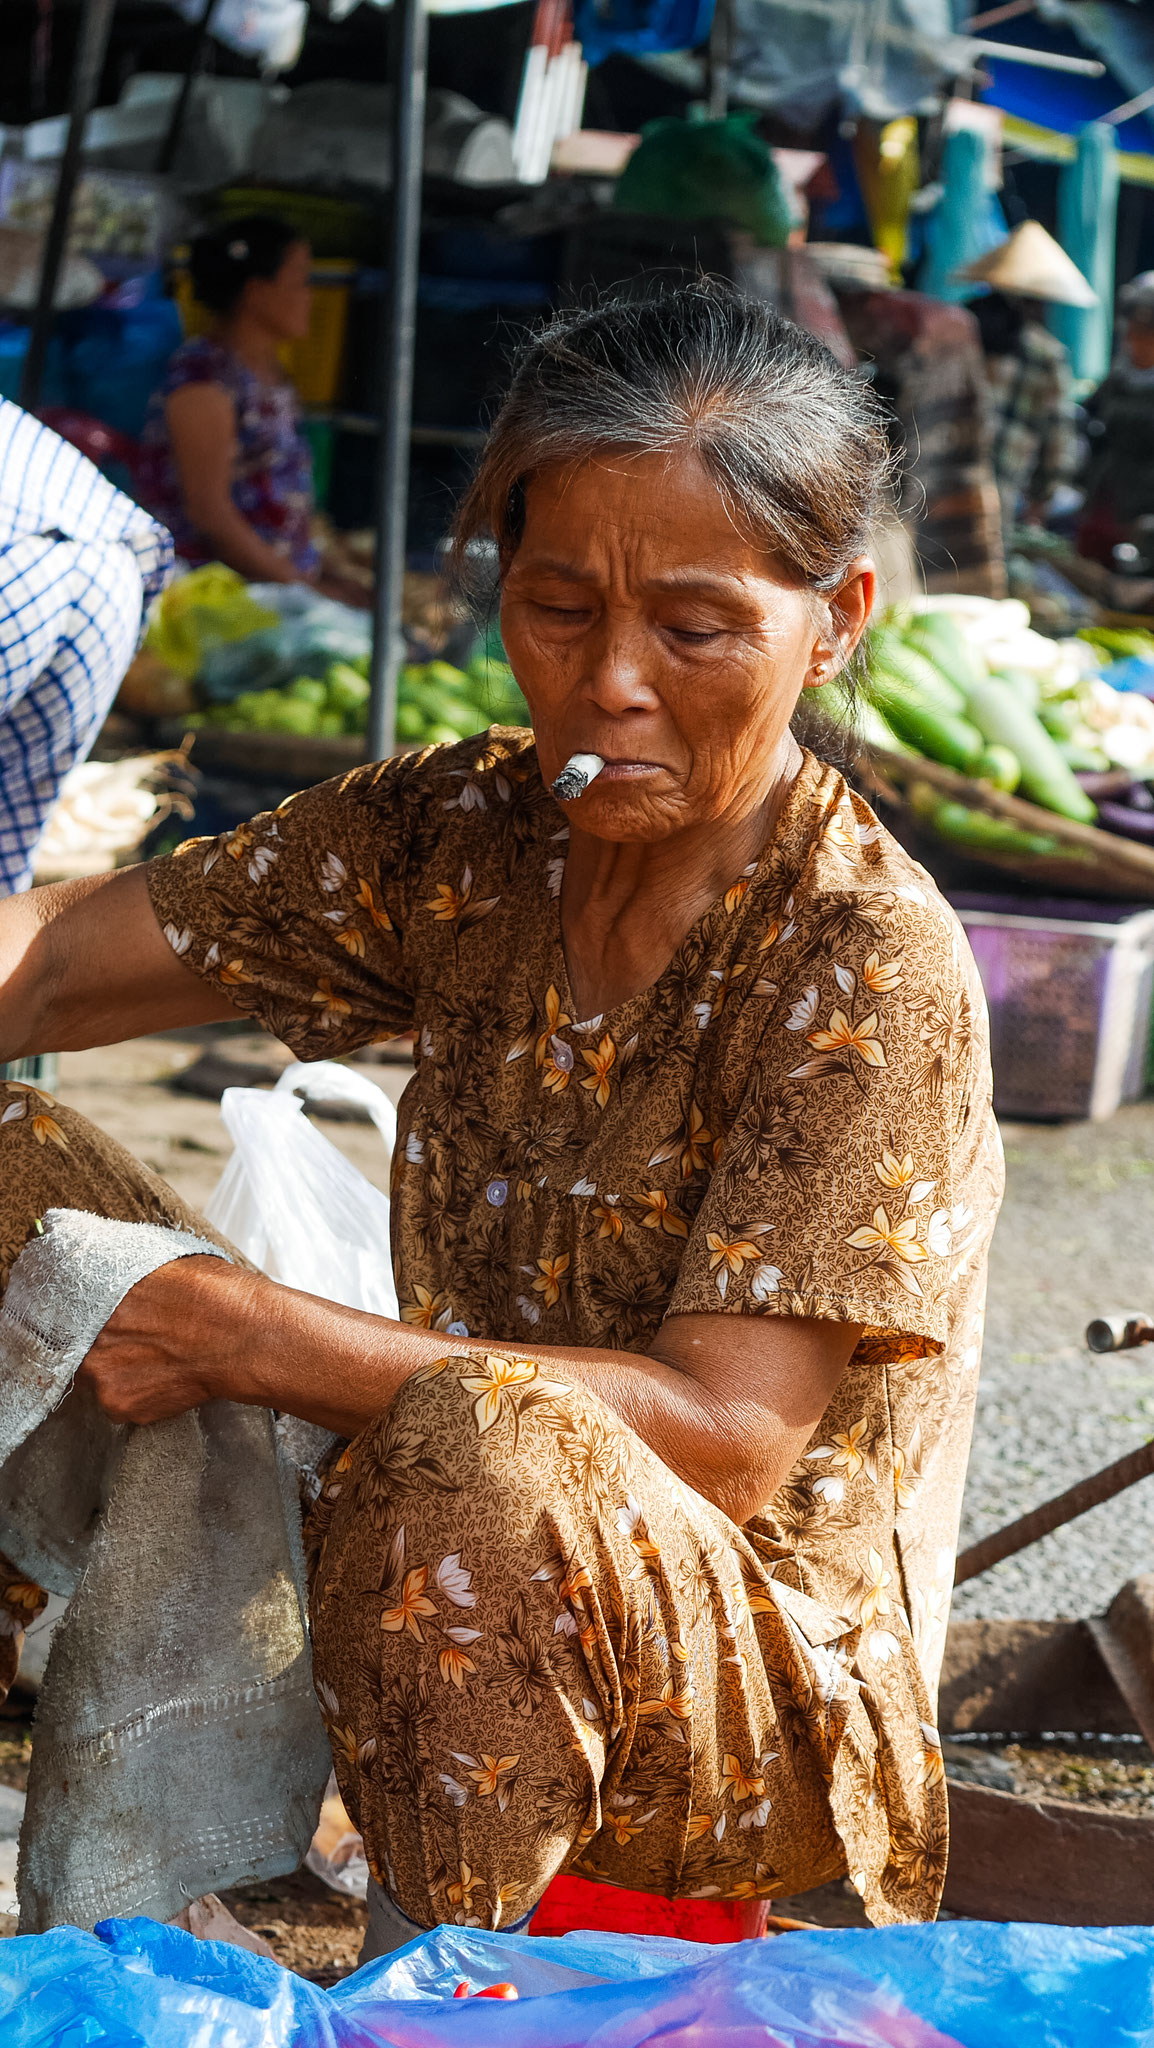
[951, 894, 1154, 1122]
[172, 257, 355, 408]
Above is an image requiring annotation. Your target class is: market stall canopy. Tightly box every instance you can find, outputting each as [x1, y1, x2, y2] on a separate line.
[166, 0, 529, 72]
[958, 219, 1098, 309]
[974, 2, 1154, 185]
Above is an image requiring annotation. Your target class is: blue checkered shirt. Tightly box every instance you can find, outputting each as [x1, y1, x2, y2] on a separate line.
[0, 400, 173, 895]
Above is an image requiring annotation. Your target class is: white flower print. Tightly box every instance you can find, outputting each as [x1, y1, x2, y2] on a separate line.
[437, 1554, 476, 1607]
[784, 985, 819, 1032]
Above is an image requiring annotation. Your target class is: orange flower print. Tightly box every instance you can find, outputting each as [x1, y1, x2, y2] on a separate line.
[604, 1807, 657, 1847]
[680, 1103, 716, 1177]
[920, 1724, 945, 1788]
[310, 978, 352, 1027]
[724, 860, 757, 913]
[426, 871, 471, 921]
[637, 1190, 689, 1238]
[224, 824, 254, 863]
[534, 985, 572, 1065]
[534, 987, 574, 1092]
[861, 951, 903, 995]
[355, 875, 394, 933]
[380, 1566, 438, 1641]
[694, 963, 747, 1030]
[531, 1252, 570, 1307]
[401, 1285, 455, 1331]
[806, 1007, 887, 1067]
[845, 1207, 927, 1264]
[706, 1224, 773, 1299]
[540, 1037, 574, 1093]
[218, 958, 254, 987]
[460, 1352, 536, 1431]
[558, 1560, 594, 1607]
[822, 806, 859, 858]
[875, 1149, 915, 1190]
[720, 1753, 767, 1805]
[445, 1861, 484, 1909]
[333, 924, 367, 958]
[0, 1089, 69, 1151]
[592, 1200, 623, 1241]
[424, 865, 498, 934]
[580, 1033, 616, 1108]
[438, 1639, 479, 1689]
[454, 1753, 520, 1811]
[851, 1546, 893, 1628]
[637, 1676, 694, 1723]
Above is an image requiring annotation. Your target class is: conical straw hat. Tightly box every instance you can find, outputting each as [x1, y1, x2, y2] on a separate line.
[956, 220, 1098, 307]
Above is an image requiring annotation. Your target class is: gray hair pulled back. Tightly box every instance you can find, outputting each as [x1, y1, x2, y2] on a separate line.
[451, 278, 893, 595]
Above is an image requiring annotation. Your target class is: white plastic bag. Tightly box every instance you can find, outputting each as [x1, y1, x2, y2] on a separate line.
[203, 1061, 399, 1319]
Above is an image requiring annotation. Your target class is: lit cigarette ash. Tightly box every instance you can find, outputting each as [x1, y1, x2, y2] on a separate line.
[551, 753, 605, 802]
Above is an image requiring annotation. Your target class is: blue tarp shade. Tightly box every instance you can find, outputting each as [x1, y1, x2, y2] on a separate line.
[977, 13, 1154, 154]
[573, 0, 712, 67]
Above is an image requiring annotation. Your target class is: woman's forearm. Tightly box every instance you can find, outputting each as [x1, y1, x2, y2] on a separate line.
[82, 1262, 858, 1525]
[225, 1278, 853, 1524]
[191, 500, 302, 585]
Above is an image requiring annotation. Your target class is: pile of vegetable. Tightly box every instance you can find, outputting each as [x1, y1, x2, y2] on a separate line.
[190, 653, 529, 744]
[138, 564, 530, 746]
[824, 595, 1154, 858]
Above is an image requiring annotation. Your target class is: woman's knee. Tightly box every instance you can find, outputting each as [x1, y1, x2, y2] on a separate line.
[0, 1081, 219, 1287]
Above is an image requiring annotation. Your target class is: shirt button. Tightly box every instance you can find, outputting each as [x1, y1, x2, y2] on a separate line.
[486, 1178, 508, 1207]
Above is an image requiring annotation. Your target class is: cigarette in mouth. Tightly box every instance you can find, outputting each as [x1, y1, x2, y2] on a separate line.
[551, 753, 605, 802]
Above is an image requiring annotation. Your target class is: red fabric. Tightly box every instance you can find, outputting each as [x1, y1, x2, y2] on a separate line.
[530, 1872, 770, 1943]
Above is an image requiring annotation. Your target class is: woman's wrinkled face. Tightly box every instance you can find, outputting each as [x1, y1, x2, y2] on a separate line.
[244, 240, 312, 342]
[501, 448, 866, 842]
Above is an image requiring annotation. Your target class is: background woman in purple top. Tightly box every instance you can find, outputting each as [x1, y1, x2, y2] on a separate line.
[139, 215, 321, 584]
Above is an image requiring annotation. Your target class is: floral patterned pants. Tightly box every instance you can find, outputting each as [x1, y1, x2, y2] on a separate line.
[0, 1081, 874, 1927]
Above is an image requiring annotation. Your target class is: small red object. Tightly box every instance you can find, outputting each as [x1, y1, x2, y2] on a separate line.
[476, 1983, 519, 1999]
[453, 1980, 471, 1997]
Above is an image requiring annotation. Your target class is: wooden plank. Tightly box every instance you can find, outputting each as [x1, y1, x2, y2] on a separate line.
[944, 1780, 1154, 1923]
[1089, 1577, 1154, 1750]
[939, 1617, 1139, 1736]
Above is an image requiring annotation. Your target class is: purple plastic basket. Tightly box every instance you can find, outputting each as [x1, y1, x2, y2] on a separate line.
[951, 894, 1154, 1121]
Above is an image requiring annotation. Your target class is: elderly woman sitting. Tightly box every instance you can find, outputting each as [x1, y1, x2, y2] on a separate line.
[0, 283, 1001, 1939]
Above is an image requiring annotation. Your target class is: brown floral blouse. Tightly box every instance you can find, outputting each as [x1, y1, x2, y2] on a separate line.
[147, 731, 1003, 1706]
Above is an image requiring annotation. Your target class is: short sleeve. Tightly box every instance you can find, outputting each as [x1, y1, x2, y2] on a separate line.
[146, 755, 427, 1060]
[665, 898, 989, 1360]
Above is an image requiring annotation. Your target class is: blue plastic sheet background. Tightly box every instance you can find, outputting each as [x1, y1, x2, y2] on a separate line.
[3, 1915, 1154, 2047]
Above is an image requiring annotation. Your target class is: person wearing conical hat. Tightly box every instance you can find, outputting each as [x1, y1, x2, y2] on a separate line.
[958, 221, 1092, 544]
[1077, 271, 1154, 568]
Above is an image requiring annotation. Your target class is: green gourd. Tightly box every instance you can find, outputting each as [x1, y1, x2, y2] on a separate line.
[867, 671, 985, 772]
[963, 677, 1096, 822]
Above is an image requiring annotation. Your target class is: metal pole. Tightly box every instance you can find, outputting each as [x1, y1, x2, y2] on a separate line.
[366, 0, 428, 763]
[954, 1436, 1154, 1586]
[20, 0, 118, 412]
[157, 0, 216, 176]
[706, 0, 731, 120]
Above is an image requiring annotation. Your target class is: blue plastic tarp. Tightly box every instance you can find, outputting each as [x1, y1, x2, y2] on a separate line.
[4, 1914, 1154, 2048]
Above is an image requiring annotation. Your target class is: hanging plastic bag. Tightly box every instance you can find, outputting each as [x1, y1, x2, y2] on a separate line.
[203, 1061, 398, 1319]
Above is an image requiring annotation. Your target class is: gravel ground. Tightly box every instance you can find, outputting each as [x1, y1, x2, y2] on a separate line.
[953, 1101, 1154, 1622]
[43, 1033, 1154, 1624]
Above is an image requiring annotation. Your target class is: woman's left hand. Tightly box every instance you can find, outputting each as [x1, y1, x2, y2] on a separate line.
[77, 1256, 271, 1425]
